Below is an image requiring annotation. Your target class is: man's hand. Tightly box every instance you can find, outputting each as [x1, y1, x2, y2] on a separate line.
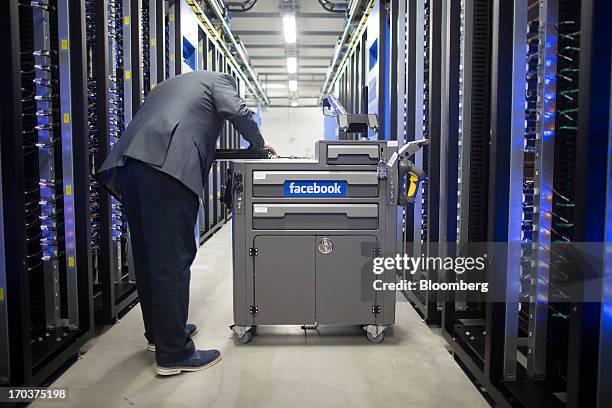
[264, 142, 277, 156]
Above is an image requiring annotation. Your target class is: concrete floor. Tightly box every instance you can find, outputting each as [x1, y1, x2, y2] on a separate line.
[35, 223, 490, 408]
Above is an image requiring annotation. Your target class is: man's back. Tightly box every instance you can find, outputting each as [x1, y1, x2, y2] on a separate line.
[97, 70, 263, 199]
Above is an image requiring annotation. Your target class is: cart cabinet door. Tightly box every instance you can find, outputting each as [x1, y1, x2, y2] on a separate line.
[315, 235, 378, 325]
[253, 235, 316, 325]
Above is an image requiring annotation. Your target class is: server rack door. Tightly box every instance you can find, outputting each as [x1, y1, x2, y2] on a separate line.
[315, 235, 378, 325]
[253, 236, 316, 325]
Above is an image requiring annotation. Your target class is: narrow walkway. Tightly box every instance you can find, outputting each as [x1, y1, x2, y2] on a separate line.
[35, 223, 489, 408]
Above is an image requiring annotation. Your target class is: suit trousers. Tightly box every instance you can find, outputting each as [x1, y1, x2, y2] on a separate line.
[119, 158, 198, 364]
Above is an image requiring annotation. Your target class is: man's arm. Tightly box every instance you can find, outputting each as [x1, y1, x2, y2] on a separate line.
[212, 74, 265, 150]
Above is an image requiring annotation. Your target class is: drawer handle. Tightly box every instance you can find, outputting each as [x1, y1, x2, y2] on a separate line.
[318, 238, 333, 254]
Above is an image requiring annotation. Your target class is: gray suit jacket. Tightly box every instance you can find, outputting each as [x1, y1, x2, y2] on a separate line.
[96, 70, 264, 199]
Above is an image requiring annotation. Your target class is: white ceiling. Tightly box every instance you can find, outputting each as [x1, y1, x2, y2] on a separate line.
[229, 0, 345, 106]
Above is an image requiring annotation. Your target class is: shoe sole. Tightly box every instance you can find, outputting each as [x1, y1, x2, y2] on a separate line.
[147, 327, 198, 352]
[154, 354, 222, 376]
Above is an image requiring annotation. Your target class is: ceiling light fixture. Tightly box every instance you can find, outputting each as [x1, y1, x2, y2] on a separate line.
[286, 57, 297, 74]
[283, 13, 297, 44]
[263, 83, 287, 89]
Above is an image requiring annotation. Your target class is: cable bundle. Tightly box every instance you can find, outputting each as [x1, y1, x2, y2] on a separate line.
[165, 13, 170, 79]
[519, 18, 540, 301]
[19, 5, 43, 276]
[546, 14, 580, 307]
[85, 0, 102, 260]
[551, 18, 579, 243]
[108, 0, 127, 248]
[141, 0, 151, 98]
[456, 0, 465, 242]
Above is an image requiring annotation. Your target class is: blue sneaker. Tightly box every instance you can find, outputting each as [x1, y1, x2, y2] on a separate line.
[147, 324, 198, 352]
[155, 349, 222, 376]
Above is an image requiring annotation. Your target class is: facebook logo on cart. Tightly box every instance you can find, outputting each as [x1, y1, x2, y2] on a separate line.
[284, 181, 347, 197]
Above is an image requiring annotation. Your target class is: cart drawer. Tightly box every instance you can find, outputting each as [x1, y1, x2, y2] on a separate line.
[252, 171, 379, 197]
[326, 144, 380, 165]
[252, 203, 378, 230]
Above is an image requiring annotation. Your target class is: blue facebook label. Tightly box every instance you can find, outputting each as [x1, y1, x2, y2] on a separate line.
[284, 181, 347, 197]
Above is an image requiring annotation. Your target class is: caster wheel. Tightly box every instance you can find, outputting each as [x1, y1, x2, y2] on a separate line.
[366, 332, 384, 344]
[234, 330, 253, 344]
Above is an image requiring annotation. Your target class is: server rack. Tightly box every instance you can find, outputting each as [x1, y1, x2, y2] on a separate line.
[0, 0, 94, 386]
[440, 0, 612, 406]
[398, 0, 444, 322]
[438, 0, 493, 374]
[86, 0, 153, 322]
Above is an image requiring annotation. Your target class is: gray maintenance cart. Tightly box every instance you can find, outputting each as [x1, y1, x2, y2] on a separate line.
[224, 135, 427, 344]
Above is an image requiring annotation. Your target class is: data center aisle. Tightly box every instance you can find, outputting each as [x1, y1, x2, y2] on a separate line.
[33, 224, 489, 408]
